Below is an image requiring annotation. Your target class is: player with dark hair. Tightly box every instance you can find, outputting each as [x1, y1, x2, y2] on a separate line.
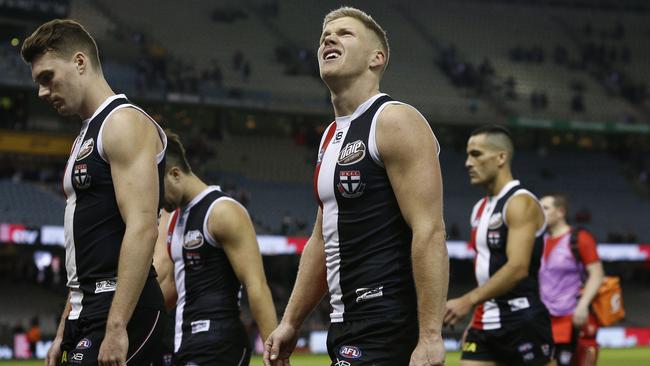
[153, 130, 277, 366]
[445, 125, 556, 366]
[540, 193, 604, 366]
[264, 6, 448, 366]
[22, 19, 166, 366]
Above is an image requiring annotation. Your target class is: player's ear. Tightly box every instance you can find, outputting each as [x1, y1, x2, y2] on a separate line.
[73, 52, 88, 75]
[369, 49, 386, 70]
[497, 151, 508, 167]
[169, 166, 182, 182]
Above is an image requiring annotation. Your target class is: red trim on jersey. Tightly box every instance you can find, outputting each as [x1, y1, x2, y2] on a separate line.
[470, 197, 488, 330]
[472, 303, 485, 330]
[313, 122, 337, 208]
[469, 197, 489, 252]
[166, 208, 180, 260]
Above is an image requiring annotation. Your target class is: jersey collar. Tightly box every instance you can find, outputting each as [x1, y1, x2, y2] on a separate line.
[182, 185, 220, 211]
[493, 179, 520, 200]
[335, 93, 387, 127]
[82, 94, 128, 124]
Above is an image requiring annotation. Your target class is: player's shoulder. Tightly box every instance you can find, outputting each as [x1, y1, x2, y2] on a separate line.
[377, 102, 428, 129]
[504, 192, 543, 223]
[375, 103, 436, 154]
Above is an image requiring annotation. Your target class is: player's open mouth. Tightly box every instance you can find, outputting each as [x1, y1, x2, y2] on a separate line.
[323, 49, 342, 61]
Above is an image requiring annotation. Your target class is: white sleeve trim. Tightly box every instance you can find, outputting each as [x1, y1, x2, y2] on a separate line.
[203, 197, 247, 248]
[502, 189, 547, 236]
[97, 104, 167, 164]
[369, 102, 440, 167]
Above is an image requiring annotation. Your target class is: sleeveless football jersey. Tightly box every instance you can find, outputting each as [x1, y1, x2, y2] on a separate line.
[63, 94, 166, 319]
[165, 186, 243, 352]
[314, 93, 440, 323]
[469, 180, 548, 330]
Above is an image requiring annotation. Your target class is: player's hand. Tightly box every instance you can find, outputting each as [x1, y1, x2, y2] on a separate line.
[45, 336, 63, 366]
[263, 322, 299, 366]
[573, 304, 589, 328]
[444, 296, 473, 327]
[409, 334, 445, 366]
[98, 326, 129, 366]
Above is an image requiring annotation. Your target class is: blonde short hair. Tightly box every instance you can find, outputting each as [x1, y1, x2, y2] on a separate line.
[323, 6, 389, 73]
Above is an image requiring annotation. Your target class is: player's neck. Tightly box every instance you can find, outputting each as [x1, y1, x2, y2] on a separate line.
[78, 77, 115, 120]
[329, 77, 380, 117]
[181, 174, 209, 207]
[487, 170, 514, 197]
[549, 222, 571, 238]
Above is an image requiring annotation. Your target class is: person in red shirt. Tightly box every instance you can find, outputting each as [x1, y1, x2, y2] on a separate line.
[539, 194, 605, 366]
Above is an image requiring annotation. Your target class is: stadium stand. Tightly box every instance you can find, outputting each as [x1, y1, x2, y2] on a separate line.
[0, 180, 64, 226]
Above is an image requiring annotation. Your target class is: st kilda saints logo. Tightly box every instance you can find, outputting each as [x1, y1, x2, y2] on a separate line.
[337, 170, 365, 198]
[72, 164, 91, 190]
[338, 140, 366, 166]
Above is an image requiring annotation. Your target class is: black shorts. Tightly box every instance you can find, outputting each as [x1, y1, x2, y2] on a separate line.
[327, 313, 418, 366]
[461, 315, 554, 366]
[173, 318, 251, 366]
[60, 306, 164, 366]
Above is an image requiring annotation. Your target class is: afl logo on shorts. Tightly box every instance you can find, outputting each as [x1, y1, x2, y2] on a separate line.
[488, 212, 503, 230]
[76, 138, 94, 161]
[337, 170, 366, 198]
[76, 338, 92, 350]
[339, 346, 362, 359]
[183, 230, 204, 249]
[72, 164, 91, 190]
[338, 140, 366, 166]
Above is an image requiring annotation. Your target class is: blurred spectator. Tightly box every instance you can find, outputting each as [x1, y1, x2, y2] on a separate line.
[571, 94, 585, 112]
[531, 90, 548, 110]
[26, 317, 40, 358]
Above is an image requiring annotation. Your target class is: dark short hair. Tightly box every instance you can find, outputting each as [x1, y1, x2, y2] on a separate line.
[470, 124, 515, 161]
[470, 124, 513, 141]
[21, 19, 101, 71]
[164, 129, 192, 173]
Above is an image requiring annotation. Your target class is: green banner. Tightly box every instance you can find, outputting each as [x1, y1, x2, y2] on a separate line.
[508, 117, 650, 134]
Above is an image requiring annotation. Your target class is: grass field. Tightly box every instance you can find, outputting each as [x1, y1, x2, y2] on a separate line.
[1, 348, 649, 365]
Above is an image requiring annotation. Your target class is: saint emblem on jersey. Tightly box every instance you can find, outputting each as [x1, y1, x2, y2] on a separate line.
[76, 138, 94, 161]
[488, 212, 503, 230]
[185, 252, 202, 269]
[338, 140, 366, 166]
[183, 230, 204, 249]
[487, 230, 502, 249]
[72, 164, 91, 190]
[337, 170, 366, 198]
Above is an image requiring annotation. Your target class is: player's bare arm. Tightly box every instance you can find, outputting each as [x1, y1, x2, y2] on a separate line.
[98, 107, 163, 365]
[377, 104, 448, 366]
[264, 209, 328, 366]
[153, 209, 178, 310]
[574, 261, 604, 327]
[45, 291, 71, 366]
[208, 199, 278, 340]
[445, 194, 543, 326]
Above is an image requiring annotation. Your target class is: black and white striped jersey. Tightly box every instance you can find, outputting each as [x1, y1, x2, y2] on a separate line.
[314, 93, 440, 323]
[62, 94, 167, 319]
[165, 186, 243, 353]
[469, 180, 548, 330]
